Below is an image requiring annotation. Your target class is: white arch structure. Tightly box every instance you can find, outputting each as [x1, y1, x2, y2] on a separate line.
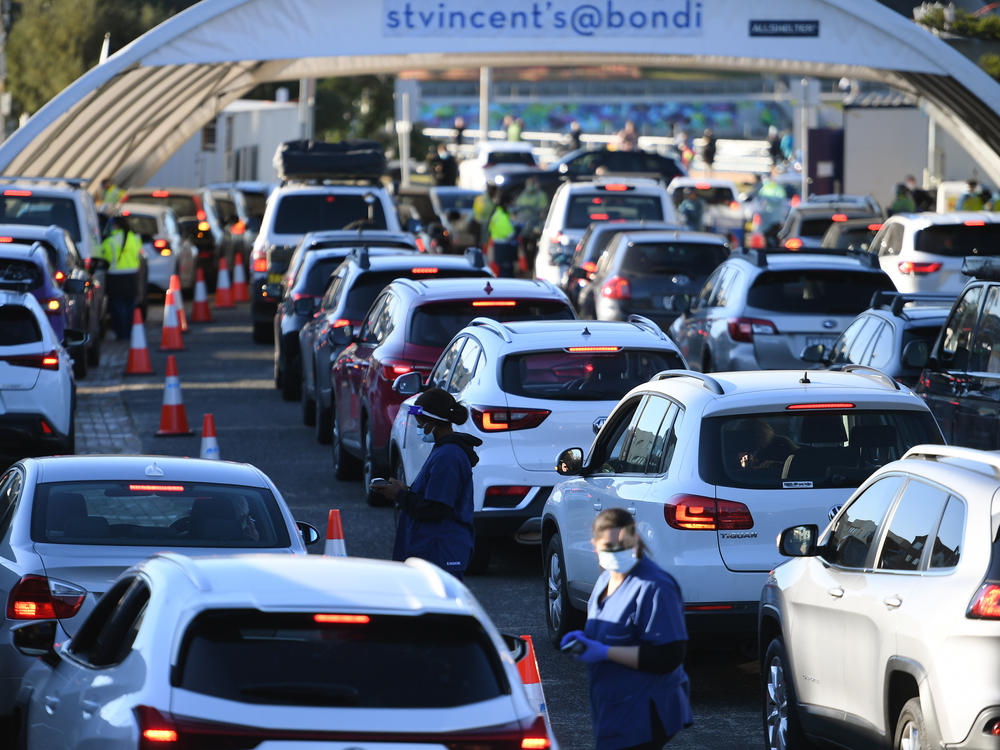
[1, 0, 999, 186]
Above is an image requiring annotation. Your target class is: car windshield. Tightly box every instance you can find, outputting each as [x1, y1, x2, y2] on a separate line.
[409, 300, 574, 347]
[502, 349, 683, 401]
[0, 258, 44, 289]
[913, 224, 1000, 256]
[699, 409, 943, 489]
[565, 194, 664, 229]
[747, 270, 894, 315]
[671, 187, 734, 206]
[30, 481, 291, 547]
[0, 196, 80, 242]
[274, 195, 388, 234]
[177, 611, 508, 708]
[0, 305, 41, 345]
[622, 242, 728, 276]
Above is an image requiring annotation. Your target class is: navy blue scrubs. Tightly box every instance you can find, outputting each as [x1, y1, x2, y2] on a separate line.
[584, 556, 693, 749]
[392, 441, 475, 578]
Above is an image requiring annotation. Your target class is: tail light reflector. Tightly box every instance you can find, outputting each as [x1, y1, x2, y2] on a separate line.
[988, 718, 1000, 736]
[471, 406, 550, 432]
[898, 261, 941, 275]
[7, 575, 86, 619]
[968, 583, 1000, 619]
[727, 317, 777, 343]
[601, 276, 631, 300]
[664, 494, 753, 531]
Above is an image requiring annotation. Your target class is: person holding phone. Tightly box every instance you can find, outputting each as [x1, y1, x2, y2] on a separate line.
[370, 388, 481, 580]
[560, 508, 692, 749]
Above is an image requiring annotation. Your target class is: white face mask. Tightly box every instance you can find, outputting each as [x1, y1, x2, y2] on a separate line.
[420, 422, 437, 443]
[597, 547, 637, 573]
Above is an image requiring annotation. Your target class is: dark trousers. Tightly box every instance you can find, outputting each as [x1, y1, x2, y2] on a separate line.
[493, 241, 517, 278]
[106, 272, 138, 340]
[620, 703, 673, 750]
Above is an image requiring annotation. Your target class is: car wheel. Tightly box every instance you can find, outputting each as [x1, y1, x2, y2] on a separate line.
[894, 698, 930, 750]
[252, 321, 271, 344]
[762, 637, 812, 750]
[545, 532, 584, 647]
[315, 369, 332, 444]
[331, 413, 360, 480]
[72, 349, 88, 379]
[363, 421, 388, 507]
[301, 372, 316, 426]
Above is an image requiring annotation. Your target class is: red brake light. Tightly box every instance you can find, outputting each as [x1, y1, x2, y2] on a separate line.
[153, 239, 168, 249]
[729, 200, 740, 211]
[783, 238, 803, 250]
[520, 716, 552, 750]
[332, 318, 350, 328]
[867, 223, 883, 231]
[121, 210, 131, 217]
[195, 209, 207, 221]
[136, 706, 178, 747]
[411, 267, 438, 274]
[968, 583, 1000, 619]
[965, 219, 986, 227]
[54, 270, 66, 283]
[602, 184, 629, 191]
[601, 276, 631, 300]
[151, 190, 169, 198]
[664, 494, 753, 531]
[1, 349, 60, 370]
[472, 300, 516, 307]
[128, 483, 185, 492]
[589, 213, 610, 221]
[230, 220, 246, 235]
[314, 614, 370, 624]
[7, 575, 85, 619]
[381, 362, 413, 380]
[471, 406, 550, 432]
[786, 402, 855, 410]
[695, 182, 711, 190]
[566, 346, 621, 353]
[898, 261, 942, 275]
[727, 317, 777, 342]
[46, 299, 61, 312]
[252, 250, 268, 273]
[3, 189, 31, 197]
[0, 236, 12, 243]
[831, 213, 848, 222]
[747, 232, 766, 249]
[197, 221, 210, 232]
[582, 261, 597, 274]
[790, 194, 801, 206]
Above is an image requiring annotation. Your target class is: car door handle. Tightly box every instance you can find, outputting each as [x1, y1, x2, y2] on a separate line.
[883, 595, 902, 609]
[81, 699, 99, 718]
[827, 587, 844, 599]
[593, 503, 603, 512]
[43, 695, 59, 714]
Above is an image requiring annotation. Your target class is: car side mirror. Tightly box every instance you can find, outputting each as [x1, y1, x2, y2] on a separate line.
[329, 324, 354, 347]
[901, 340, 929, 369]
[62, 278, 87, 295]
[800, 343, 827, 364]
[62, 328, 90, 350]
[11, 620, 60, 666]
[296, 521, 321, 546]
[393, 371, 423, 395]
[777, 524, 820, 557]
[556, 447, 584, 476]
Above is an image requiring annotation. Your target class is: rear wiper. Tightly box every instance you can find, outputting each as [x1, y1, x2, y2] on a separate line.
[239, 683, 360, 706]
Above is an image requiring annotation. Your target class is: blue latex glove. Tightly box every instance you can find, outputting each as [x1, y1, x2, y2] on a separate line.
[560, 630, 609, 663]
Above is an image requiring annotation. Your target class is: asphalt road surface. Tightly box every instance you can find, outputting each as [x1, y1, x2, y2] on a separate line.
[118, 297, 762, 750]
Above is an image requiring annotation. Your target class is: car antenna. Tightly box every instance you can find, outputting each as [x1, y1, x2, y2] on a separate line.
[799, 371, 811, 384]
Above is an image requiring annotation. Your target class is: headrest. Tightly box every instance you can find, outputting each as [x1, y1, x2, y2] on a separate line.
[47, 492, 87, 530]
[799, 414, 848, 444]
[849, 424, 896, 449]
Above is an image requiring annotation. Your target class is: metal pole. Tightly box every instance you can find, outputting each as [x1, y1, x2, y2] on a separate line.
[926, 112, 937, 188]
[397, 92, 412, 187]
[0, 0, 10, 143]
[800, 77, 809, 200]
[479, 67, 491, 143]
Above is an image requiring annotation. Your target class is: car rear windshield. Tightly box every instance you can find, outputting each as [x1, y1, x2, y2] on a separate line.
[242, 192, 268, 220]
[124, 214, 159, 241]
[671, 187, 734, 206]
[410, 300, 574, 347]
[913, 224, 1000, 256]
[486, 152, 535, 166]
[0, 196, 81, 242]
[502, 349, 684, 400]
[565, 194, 664, 229]
[0, 258, 44, 289]
[0, 305, 41, 345]
[822, 227, 877, 250]
[747, 270, 894, 315]
[699, 409, 943, 489]
[274, 195, 388, 234]
[437, 192, 477, 213]
[30, 481, 291, 547]
[176, 610, 508, 708]
[798, 218, 841, 238]
[345, 268, 489, 320]
[622, 242, 728, 276]
[126, 193, 198, 221]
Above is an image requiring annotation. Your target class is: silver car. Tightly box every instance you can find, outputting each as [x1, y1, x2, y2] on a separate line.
[0, 455, 319, 726]
[761, 444, 1000, 750]
[668, 249, 896, 373]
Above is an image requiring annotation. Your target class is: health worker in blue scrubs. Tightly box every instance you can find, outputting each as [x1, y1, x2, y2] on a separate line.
[372, 388, 480, 580]
[561, 508, 693, 749]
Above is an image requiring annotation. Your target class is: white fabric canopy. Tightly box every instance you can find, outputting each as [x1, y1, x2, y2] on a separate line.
[2, 0, 999, 187]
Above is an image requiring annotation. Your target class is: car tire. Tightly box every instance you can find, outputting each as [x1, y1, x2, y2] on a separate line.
[72, 349, 88, 379]
[894, 698, 930, 750]
[762, 637, 812, 750]
[301, 373, 316, 426]
[363, 421, 388, 507]
[315, 368, 332, 444]
[545, 532, 584, 647]
[331, 413, 360, 480]
[252, 321, 271, 344]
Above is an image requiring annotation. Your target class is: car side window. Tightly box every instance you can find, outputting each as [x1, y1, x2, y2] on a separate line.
[847, 318, 880, 364]
[591, 396, 644, 475]
[928, 495, 964, 569]
[621, 396, 672, 473]
[876, 224, 904, 256]
[694, 268, 720, 310]
[970, 285, 1000, 373]
[711, 268, 736, 308]
[64, 236, 84, 269]
[0, 468, 23, 539]
[358, 295, 388, 344]
[876, 480, 949, 571]
[866, 321, 895, 370]
[828, 317, 867, 364]
[375, 293, 398, 342]
[430, 337, 466, 389]
[322, 274, 343, 309]
[448, 338, 482, 394]
[647, 402, 681, 475]
[825, 475, 904, 568]
[940, 285, 984, 369]
[69, 576, 149, 667]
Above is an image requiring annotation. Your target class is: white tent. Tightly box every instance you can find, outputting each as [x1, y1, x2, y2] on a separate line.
[1, 0, 999, 186]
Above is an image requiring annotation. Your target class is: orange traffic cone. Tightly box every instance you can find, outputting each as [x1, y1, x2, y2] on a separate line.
[232, 252, 249, 303]
[324, 509, 346, 556]
[124, 307, 153, 375]
[200, 413, 220, 459]
[215, 257, 233, 309]
[160, 289, 184, 351]
[169, 274, 188, 333]
[155, 355, 193, 436]
[190, 268, 212, 323]
[517, 634, 553, 730]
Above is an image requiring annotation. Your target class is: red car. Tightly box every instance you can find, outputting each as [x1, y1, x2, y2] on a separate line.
[330, 277, 575, 502]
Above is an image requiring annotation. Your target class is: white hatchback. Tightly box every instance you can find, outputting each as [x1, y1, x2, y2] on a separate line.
[389, 315, 686, 571]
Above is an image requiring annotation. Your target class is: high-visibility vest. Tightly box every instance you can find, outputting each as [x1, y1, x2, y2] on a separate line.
[489, 207, 515, 242]
[101, 229, 142, 274]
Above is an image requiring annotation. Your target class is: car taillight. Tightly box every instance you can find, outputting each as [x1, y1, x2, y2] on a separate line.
[136, 706, 178, 747]
[582, 261, 597, 275]
[151, 190, 169, 198]
[664, 494, 753, 531]
[3, 189, 31, 197]
[1, 349, 60, 370]
[783, 238, 803, 250]
[332, 318, 350, 328]
[968, 583, 1000, 619]
[601, 276, 630, 300]
[868, 223, 883, 231]
[153, 239, 171, 256]
[46, 298, 62, 313]
[381, 361, 413, 380]
[747, 232, 766, 249]
[252, 249, 268, 273]
[832, 213, 848, 222]
[729, 200, 740, 211]
[727, 317, 777, 343]
[898, 261, 942, 274]
[53, 270, 66, 284]
[7, 575, 86, 619]
[471, 406, 550, 432]
[485, 485, 531, 504]
[230, 220, 246, 235]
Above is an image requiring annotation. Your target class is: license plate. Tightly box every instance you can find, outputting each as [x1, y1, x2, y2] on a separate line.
[267, 273, 283, 284]
[805, 336, 835, 349]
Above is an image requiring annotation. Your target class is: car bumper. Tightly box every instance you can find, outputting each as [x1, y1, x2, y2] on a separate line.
[476, 486, 552, 542]
[0, 635, 47, 717]
[684, 601, 759, 636]
[0, 414, 70, 452]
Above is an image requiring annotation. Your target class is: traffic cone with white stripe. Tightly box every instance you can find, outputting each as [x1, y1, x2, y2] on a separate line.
[169, 274, 188, 333]
[517, 635, 553, 734]
[200, 413, 220, 459]
[160, 289, 184, 351]
[215, 257, 233, 309]
[190, 268, 212, 323]
[155, 355, 193, 436]
[124, 307, 153, 375]
[324, 509, 347, 556]
[232, 252, 249, 303]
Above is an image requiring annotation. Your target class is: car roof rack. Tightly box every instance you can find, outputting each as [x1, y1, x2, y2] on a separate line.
[840, 364, 900, 390]
[469, 317, 513, 343]
[0, 176, 90, 188]
[962, 256, 1000, 281]
[868, 291, 954, 316]
[627, 314, 669, 341]
[734, 247, 767, 267]
[902, 444, 1000, 479]
[654, 369, 725, 394]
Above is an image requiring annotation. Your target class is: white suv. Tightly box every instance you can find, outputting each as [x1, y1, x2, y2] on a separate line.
[541, 368, 944, 646]
[535, 177, 676, 285]
[0, 178, 103, 263]
[389, 315, 686, 572]
[761, 444, 1000, 750]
